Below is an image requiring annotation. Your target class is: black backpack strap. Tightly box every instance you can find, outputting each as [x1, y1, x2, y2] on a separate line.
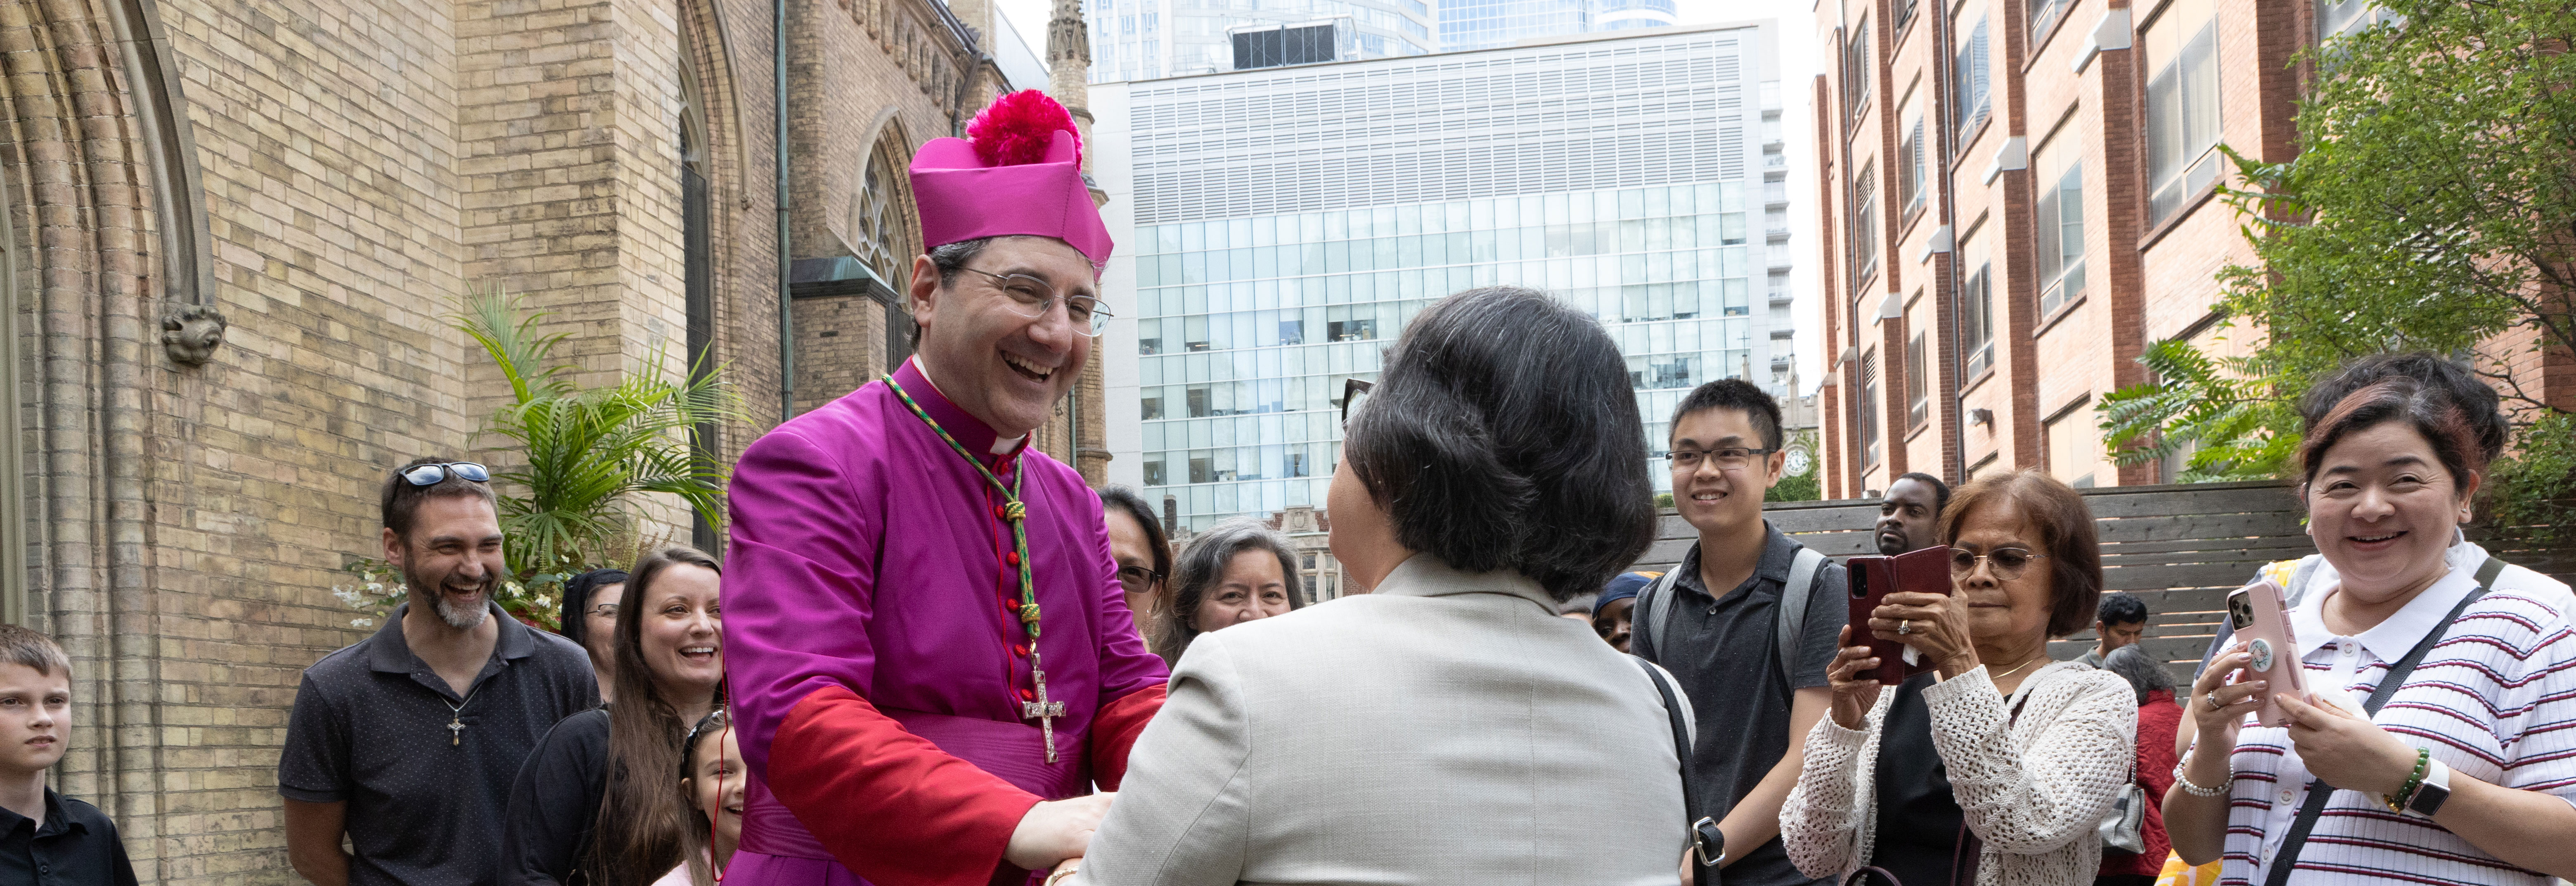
[1635, 656, 1723, 882]
[2262, 556, 2505, 886]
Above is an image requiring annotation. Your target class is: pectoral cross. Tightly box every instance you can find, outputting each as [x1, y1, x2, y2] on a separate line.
[448, 716, 466, 746]
[1020, 654, 1067, 764]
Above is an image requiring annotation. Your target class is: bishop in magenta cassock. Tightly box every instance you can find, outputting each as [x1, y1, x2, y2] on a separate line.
[722, 91, 1169, 886]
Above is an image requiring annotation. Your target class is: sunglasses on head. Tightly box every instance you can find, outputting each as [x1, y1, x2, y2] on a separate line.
[400, 461, 491, 486]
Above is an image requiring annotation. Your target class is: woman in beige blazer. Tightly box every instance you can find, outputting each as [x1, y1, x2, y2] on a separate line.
[1058, 286, 1700, 886]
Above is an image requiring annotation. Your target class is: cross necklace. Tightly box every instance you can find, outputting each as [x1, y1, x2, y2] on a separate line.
[442, 683, 483, 746]
[889, 375, 1066, 764]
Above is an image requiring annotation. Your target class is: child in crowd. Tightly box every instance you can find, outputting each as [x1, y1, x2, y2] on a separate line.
[658, 709, 744, 886]
[0, 625, 137, 885]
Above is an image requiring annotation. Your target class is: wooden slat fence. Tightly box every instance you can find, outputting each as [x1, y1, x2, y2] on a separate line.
[1638, 480, 2575, 683]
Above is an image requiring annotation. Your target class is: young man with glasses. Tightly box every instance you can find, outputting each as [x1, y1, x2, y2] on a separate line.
[1630, 380, 1842, 886]
[721, 91, 1170, 886]
[277, 458, 600, 886]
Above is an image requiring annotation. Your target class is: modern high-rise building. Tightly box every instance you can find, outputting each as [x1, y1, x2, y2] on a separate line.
[1089, 23, 1802, 532]
[1084, 0, 1431, 82]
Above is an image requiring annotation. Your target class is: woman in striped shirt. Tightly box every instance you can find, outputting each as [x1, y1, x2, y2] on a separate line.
[2163, 375, 2576, 885]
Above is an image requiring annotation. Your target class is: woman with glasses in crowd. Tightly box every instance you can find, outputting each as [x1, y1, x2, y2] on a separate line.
[557, 568, 627, 703]
[2164, 362, 2576, 884]
[1057, 286, 1703, 884]
[500, 546, 731, 885]
[1150, 519, 1304, 665]
[1098, 485, 1172, 645]
[1783, 470, 2136, 886]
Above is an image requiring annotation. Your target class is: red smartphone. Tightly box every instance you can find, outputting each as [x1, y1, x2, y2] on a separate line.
[2225, 578, 2306, 727]
[1844, 545, 1953, 685]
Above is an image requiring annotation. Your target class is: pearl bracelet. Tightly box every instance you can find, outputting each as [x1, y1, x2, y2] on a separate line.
[2174, 754, 2233, 797]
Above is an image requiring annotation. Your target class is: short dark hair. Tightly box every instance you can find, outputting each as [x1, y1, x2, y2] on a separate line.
[1668, 378, 1783, 451]
[1940, 469, 2105, 638]
[1342, 286, 1657, 602]
[1154, 518, 1303, 662]
[556, 568, 630, 648]
[909, 238, 998, 348]
[2299, 352, 2505, 465]
[2096, 591, 2148, 627]
[2300, 376, 2489, 494]
[2102, 644, 2174, 705]
[1097, 485, 1171, 582]
[381, 456, 500, 544]
[0, 625, 69, 678]
[1893, 471, 1951, 512]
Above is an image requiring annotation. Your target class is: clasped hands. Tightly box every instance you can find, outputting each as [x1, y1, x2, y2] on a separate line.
[2190, 643, 2422, 796]
[1007, 794, 1112, 876]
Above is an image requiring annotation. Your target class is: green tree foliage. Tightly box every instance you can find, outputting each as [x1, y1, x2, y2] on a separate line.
[2101, 0, 2576, 539]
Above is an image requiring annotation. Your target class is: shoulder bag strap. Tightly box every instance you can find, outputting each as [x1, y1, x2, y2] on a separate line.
[1634, 656, 1722, 883]
[1779, 546, 1829, 683]
[2261, 556, 2506, 886]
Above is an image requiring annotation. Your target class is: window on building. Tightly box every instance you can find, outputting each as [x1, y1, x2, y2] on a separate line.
[1898, 110, 1926, 217]
[1861, 349, 1883, 467]
[2317, 0, 2395, 39]
[850, 141, 905, 284]
[1906, 324, 1930, 429]
[1851, 161, 1879, 282]
[2033, 135, 2085, 318]
[2145, 0, 2221, 226]
[680, 57, 720, 553]
[1842, 20, 1873, 121]
[2047, 402, 2100, 487]
[1952, 16, 1990, 147]
[2030, 0, 2072, 38]
[1894, 0, 1916, 31]
[1960, 231, 1994, 379]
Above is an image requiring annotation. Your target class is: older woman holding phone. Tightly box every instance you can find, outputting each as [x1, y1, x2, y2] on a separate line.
[2164, 374, 2576, 884]
[1781, 469, 2136, 886]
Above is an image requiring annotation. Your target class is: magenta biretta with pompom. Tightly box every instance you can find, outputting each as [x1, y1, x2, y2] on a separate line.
[909, 90, 1114, 266]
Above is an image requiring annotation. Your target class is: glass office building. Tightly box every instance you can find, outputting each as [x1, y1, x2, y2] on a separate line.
[1436, 0, 1592, 52]
[1086, 0, 1431, 82]
[1093, 25, 1795, 532]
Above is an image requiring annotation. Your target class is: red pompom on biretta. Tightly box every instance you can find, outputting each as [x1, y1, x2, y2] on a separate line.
[966, 90, 1081, 168]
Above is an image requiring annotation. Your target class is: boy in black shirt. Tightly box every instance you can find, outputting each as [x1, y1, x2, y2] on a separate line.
[0, 624, 137, 886]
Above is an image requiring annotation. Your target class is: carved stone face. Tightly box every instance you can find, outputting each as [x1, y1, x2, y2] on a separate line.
[161, 305, 225, 366]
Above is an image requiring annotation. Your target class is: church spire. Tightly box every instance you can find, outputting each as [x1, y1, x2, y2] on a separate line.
[1044, 0, 1096, 181]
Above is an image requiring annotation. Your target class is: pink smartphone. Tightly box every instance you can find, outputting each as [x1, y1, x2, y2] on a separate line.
[2225, 578, 2306, 727]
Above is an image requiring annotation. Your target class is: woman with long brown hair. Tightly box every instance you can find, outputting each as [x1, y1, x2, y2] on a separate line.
[500, 546, 727, 884]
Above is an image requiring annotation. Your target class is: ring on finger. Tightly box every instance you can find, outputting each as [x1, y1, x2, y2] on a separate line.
[1898, 619, 1912, 635]
[2205, 692, 2224, 711]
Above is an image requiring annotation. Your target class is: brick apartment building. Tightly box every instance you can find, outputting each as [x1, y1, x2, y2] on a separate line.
[0, 0, 1101, 881]
[1808, 0, 2573, 497]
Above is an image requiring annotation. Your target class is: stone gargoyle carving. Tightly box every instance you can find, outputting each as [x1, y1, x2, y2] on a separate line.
[161, 304, 226, 366]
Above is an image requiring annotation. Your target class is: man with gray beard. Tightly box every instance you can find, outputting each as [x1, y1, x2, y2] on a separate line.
[277, 458, 598, 886]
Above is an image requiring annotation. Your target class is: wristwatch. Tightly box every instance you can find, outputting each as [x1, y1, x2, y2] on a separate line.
[2406, 760, 2452, 817]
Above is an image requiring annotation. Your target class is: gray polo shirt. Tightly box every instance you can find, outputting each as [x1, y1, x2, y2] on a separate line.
[1633, 521, 1843, 886]
[279, 601, 598, 886]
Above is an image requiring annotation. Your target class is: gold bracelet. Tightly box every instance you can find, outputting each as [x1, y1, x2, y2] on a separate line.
[1044, 867, 1079, 886]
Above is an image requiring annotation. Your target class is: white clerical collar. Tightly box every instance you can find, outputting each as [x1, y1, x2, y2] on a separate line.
[908, 356, 1028, 456]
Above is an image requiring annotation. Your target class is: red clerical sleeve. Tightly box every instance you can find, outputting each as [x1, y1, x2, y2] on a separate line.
[1087, 684, 1167, 791]
[770, 685, 1043, 886]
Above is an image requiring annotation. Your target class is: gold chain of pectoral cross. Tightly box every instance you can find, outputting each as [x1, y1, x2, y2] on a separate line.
[887, 375, 1065, 764]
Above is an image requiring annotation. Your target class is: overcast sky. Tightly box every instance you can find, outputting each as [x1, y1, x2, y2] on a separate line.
[987, 0, 1832, 395]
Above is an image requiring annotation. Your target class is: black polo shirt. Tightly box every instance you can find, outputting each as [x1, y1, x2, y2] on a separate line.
[1633, 521, 1844, 886]
[279, 601, 598, 886]
[0, 789, 136, 886]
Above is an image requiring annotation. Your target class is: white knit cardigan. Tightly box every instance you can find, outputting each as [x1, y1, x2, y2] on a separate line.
[1780, 662, 2138, 886]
